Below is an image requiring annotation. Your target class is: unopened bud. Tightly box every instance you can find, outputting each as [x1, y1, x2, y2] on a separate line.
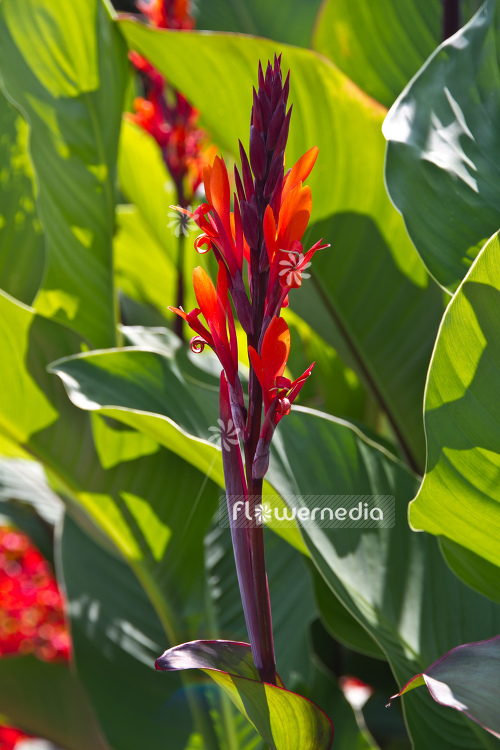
[266, 101, 285, 151]
[240, 198, 259, 249]
[249, 125, 267, 181]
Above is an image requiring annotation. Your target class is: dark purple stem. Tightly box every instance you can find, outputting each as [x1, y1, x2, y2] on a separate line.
[220, 375, 275, 684]
[442, 0, 461, 40]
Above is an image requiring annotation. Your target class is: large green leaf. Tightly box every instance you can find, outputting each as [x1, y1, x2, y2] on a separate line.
[116, 120, 199, 322]
[194, 0, 322, 48]
[117, 19, 443, 471]
[114, 205, 177, 320]
[0, 656, 108, 750]
[0, 457, 62, 560]
[313, 0, 441, 108]
[49, 344, 306, 553]
[409, 231, 500, 592]
[49, 343, 500, 747]
[0, 93, 44, 305]
[0, 291, 221, 663]
[267, 408, 500, 749]
[383, 0, 500, 292]
[59, 515, 199, 750]
[0, 0, 128, 346]
[392, 635, 500, 739]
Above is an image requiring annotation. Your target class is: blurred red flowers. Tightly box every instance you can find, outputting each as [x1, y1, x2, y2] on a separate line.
[0, 526, 70, 662]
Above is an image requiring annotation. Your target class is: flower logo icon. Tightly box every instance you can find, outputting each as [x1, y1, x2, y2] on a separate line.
[254, 503, 272, 525]
[278, 249, 311, 288]
[167, 204, 197, 237]
[208, 418, 239, 451]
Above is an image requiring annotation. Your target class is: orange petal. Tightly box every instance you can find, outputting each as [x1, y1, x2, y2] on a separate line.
[202, 164, 213, 205]
[283, 146, 318, 199]
[168, 306, 188, 320]
[261, 317, 290, 391]
[210, 156, 231, 232]
[193, 267, 217, 328]
[263, 204, 278, 264]
[278, 184, 312, 248]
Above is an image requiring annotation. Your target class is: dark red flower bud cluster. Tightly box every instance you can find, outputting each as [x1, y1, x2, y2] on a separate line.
[236, 57, 291, 268]
[0, 526, 70, 662]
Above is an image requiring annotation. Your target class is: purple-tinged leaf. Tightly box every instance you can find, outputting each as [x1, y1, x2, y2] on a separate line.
[389, 635, 500, 738]
[156, 639, 333, 750]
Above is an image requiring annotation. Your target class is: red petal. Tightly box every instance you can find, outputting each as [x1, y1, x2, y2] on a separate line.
[193, 267, 218, 328]
[261, 317, 290, 392]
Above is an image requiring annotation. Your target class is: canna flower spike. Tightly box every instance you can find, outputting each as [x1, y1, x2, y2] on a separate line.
[165, 55, 330, 705]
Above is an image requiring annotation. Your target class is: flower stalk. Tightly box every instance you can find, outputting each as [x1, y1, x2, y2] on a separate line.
[170, 56, 329, 685]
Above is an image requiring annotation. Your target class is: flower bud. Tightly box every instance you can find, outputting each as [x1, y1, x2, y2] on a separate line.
[240, 198, 259, 249]
[266, 101, 285, 151]
[249, 125, 267, 181]
[273, 105, 292, 156]
[239, 141, 254, 198]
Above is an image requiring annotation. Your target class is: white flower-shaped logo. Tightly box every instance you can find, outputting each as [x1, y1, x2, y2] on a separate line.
[167, 205, 197, 238]
[254, 503, 272, 525]
[278, 250, 311, 287]
[208, 418, 239, 451]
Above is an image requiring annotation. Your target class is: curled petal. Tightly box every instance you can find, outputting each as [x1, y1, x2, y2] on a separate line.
[194, 234, 212, 253]
[190, 336, 211, 354]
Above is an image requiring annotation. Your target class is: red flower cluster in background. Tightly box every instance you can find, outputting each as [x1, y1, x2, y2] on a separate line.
[129, 0, 211, 204]
[0, 725, 31, 750]
[0, 526, 70, 662]
[137, 0, 194, 30]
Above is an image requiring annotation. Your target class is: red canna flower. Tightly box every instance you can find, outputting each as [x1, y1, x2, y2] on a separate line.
[248, 317, 314, 479]
[169, 266, 246, 428]
[137, 0, 194, 29]
[248, 316, 313, 417]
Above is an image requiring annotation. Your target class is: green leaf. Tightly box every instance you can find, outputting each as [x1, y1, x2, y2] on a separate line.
[409, 231, 500, 592]
[48, 338, 500, 747]
[116, 120, 199, 322]
[117, 20, 443, 471]
[156, 640, 333, 750]
[313, 0, 441, 108]
[0, 290, 221, 660]
[0, 457, 62, 560]
[194, 0, 323, 48]
[49, 344, 307, 554]
[383, 0, 500, 292]
[391, 635, 500, 739]
[0, 656, 107, 750]
[0, 93, 44, 304]
[310, 563, 384, 660]
[114, 205, 177, 319]
[59, 514, 197, 750]
[267, 408, 500, 748]
[0, 0, 128, 346]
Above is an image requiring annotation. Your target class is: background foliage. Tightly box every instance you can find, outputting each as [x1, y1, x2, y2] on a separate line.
[0, 0, 499, 749]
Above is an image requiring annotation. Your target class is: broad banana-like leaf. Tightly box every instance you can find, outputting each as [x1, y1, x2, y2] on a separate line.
[384, 0, 500, 292]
